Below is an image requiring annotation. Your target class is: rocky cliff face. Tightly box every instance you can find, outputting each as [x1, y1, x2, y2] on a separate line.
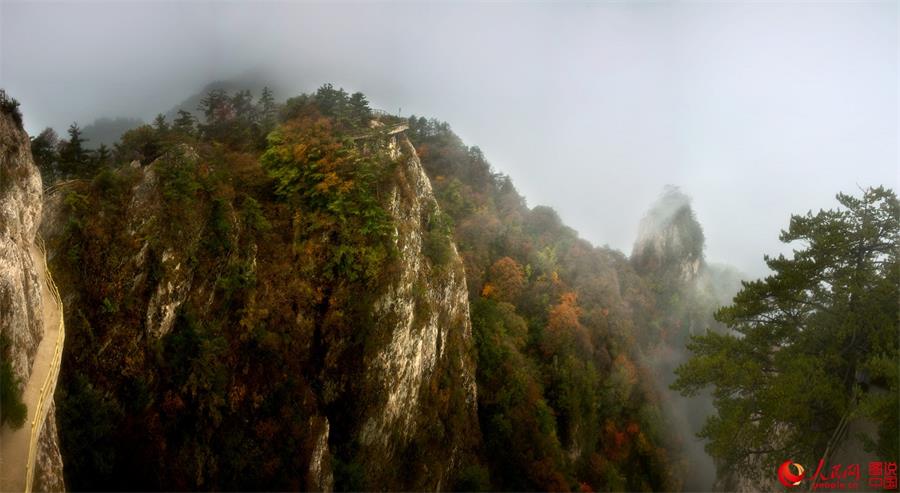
[40, 127, 477, 490]
[356, 135, 477, 489]
[630, 187, 720, 491]
[1, 103, 44, 382]
[631, 186, 705, 284]
[0, 99, 66, 491]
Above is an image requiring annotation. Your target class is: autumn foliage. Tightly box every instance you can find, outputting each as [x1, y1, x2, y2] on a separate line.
[408, 115, 680, 491]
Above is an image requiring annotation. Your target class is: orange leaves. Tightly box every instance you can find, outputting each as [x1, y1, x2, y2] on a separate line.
[279, 116, 346, 175]
[601, 419, 633, 462]
[290, 142, 310, 161]
[626, 421, 640, 435]
[548, 292, 581, 333]
[481, 282, 496, 298]
[542, 291, 594, 357]
[483, 256, 526, 302]
[314, 171, 343, 195]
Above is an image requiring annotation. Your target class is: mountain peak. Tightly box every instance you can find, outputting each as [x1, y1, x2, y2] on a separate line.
[631, 186, 705, 282]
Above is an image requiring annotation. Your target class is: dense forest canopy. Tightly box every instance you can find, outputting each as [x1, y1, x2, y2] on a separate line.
[27, 84, 683, 491]
[13, 82, 898, 492]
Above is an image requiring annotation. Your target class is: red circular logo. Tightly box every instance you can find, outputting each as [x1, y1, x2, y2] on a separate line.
[778, 460, 806, 488]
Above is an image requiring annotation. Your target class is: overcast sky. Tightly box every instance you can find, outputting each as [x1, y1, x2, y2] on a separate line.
[2, 1, 896, 278]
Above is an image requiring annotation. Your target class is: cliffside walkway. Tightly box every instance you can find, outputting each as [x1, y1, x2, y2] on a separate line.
[349, 123, 409, 141]
[0, 237, 65, 493]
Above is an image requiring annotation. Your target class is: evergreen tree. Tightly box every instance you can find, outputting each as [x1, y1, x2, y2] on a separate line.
[199, 89, 230, 125]
[173, 110, 195, 135]
[314, 83, 349, 123]
[153, 113, 169, 132]
[94, 143, 111, 169]
[230, 90, 255, 122]
[257, 86, 277, 133]
[348, 91, 371, 127]
[673, 187, 900, 479]
[30, 127, 61, 184]
[198, 89, 257, 147]
[59, 122, 89, 177]
[0, 89, 22, 126]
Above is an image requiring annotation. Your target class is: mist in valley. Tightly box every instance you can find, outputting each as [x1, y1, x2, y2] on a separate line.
[1, 1, 896, 491]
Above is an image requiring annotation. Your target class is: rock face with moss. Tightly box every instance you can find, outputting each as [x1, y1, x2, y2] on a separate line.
[0, 97, 66, 491]
[357, 135, 477, 489]
[1, 97, 44, 382]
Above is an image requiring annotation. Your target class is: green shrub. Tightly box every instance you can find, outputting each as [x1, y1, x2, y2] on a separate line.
[423, 229, 452, 267]
[0, 334, 27, 429]
[453, 464, 491, 491]
[0, 89, 22, 126]
[422, 206, 453, 268]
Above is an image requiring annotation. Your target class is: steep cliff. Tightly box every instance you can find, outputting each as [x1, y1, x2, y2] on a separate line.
[40, 116, 477, 490]
[407, 116, 683, 490]
[1, 98, 43, 384]
[629, 187, 746, 491]
[356, 135, 477, 488]
[0, 93, 66, 491]
[32, 85, 690, 491]
[631, 186, 705, 285]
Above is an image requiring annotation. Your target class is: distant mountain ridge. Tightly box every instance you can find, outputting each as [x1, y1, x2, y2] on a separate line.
[163, 75, 292, 122]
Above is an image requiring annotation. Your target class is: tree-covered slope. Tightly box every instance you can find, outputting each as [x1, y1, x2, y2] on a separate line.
[406, 117, 684, 491]
[40, 86, 478, 491]
[32, 84, 703, 491]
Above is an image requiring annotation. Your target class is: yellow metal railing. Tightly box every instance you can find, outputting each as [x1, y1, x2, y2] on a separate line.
[43, 179, 83, 197]
[348, 123, 409, 141]
[23, 236, 65, 493]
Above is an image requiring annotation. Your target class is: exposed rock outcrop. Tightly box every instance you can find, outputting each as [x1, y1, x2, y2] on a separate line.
[356, 135, 477, 488]
[631, 185, 705, 284]
[0, 101, 44, 378]
[0, 96, 66, 491]
[33, 405, 66, 492]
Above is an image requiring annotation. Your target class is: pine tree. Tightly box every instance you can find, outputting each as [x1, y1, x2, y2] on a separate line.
[173, 110, 195, 135]
[314, 83, 349, 123]
[59, 122, 89, 177]
[94, 143, 111, 169]
[31, 127, 61, 184]
[673, 186, 900, 479]
[199, 89, 230, 124]
[153, 113, 169, 132]
[258, 86, 277, 133]
[348, 91, 371, 127]
[231, 90, 255, 122]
